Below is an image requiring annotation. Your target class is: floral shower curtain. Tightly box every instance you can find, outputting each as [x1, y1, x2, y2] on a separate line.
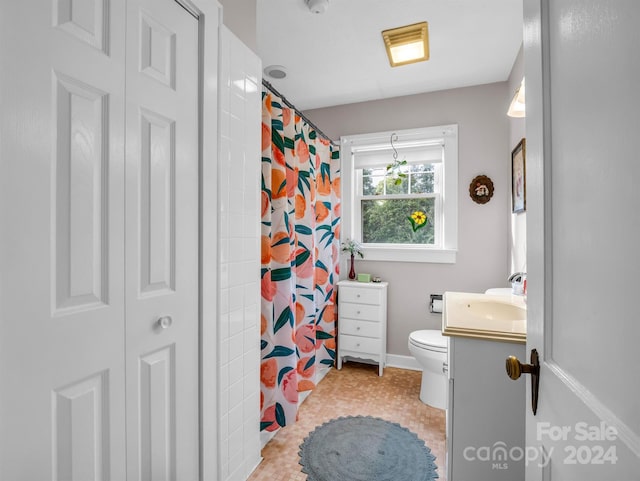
[260, 86, 341, 431]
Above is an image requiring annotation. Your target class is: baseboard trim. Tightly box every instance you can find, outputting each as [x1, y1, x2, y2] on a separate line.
[246, 457, 263, 480]
[386, 354, 421, 371]
[260, 430, 277, 449]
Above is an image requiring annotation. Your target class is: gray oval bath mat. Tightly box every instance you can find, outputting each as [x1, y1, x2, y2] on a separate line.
[299, 415, 439, 481]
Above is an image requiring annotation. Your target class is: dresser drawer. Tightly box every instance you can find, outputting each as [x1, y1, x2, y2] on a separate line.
[339, 334, 380, 354]
[339, 318, 381, 338]
[339, 286, 382, 305]
[339, 302, 381, 322]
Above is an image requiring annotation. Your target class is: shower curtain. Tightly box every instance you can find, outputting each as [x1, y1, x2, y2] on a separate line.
[260, 86, 341, 431]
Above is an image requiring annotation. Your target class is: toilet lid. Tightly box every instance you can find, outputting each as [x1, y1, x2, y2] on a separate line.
[409, 329, 448, 352]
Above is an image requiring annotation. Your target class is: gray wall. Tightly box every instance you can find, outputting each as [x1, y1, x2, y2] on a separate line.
[508, 46, 527, 273]
[305, 83, 512, 356]
[219, 0, 257, 53]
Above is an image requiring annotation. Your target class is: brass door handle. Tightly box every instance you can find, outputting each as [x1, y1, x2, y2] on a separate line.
[506, 354, 536, 379]
[506, 349, 540, 415]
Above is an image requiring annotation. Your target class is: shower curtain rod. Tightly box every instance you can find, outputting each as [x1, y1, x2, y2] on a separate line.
[262, 79, 338, 147]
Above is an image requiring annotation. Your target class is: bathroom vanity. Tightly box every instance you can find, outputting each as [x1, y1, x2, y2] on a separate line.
[336, 280, 388, 376]
[443, 292, 527, 481]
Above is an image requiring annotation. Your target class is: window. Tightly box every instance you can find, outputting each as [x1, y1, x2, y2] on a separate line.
[341, 125, 458, 263]
[360, 159, 439, 246]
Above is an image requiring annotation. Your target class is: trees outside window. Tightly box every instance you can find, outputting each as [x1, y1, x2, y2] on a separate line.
[360, 164, 437, 245]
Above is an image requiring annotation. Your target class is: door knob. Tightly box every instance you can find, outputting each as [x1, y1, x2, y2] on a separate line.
[506, 354, 536, 380]
[157, 315, 173, 329]
[506, 348, 540, 415]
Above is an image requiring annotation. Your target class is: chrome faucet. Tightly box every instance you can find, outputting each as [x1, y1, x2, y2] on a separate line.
[508, 272, 526, 283]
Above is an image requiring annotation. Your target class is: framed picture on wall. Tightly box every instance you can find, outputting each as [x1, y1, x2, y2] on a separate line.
[511, 138, 526, 213]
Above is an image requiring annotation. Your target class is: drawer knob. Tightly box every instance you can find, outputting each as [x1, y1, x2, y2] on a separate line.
[356, 343, 360, 347]
[357, 294, 361, 298]
[357, 310, 361, 314]
[356, 326, 361, 330]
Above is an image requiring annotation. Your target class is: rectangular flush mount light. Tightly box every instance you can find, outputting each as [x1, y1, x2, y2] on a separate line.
[382, 21, 429, 67]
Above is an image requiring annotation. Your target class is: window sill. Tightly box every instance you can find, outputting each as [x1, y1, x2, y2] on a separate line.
[361, 246, 457, 264]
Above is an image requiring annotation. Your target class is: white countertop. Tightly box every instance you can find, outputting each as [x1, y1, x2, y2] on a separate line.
[442, 291, 527, 344]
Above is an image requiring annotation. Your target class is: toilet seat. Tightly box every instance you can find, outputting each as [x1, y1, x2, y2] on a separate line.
[409, 329, 447, 353]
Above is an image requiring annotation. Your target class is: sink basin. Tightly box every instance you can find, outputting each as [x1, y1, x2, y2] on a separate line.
[465, 298, 526, 321]
[443, 291, 527, 342]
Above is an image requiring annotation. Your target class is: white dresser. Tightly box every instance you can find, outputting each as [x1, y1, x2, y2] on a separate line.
[337, 280, 388, 376]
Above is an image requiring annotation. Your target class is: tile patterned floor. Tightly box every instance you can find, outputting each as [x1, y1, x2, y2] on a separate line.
[248, 362, 446, 481]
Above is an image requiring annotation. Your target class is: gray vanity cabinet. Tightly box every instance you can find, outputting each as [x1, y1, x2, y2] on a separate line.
[446, 336, 526, 481]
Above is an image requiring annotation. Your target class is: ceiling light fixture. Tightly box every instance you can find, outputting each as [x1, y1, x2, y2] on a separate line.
[264, 65, 287, 80]
[507, 78, 526, 117]
[382, 22, 429, 67]
[305, 0, 329, 14]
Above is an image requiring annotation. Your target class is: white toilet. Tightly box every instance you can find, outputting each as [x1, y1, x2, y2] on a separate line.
[408, 329, 448, 409]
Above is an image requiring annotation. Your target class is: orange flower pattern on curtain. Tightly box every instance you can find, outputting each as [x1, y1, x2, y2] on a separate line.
[260, 88, 340, 431]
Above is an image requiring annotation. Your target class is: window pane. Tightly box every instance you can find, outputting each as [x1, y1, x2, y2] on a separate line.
[360, 164, 436, 196]
[410, 172, 435, 194]
[410, 164, 430, 173]
[362, 168, 387, 195]
[361, 198, 435, 244]
[384, 175, 408, 194]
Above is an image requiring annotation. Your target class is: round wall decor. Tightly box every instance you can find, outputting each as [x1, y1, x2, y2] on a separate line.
[469, 175, 494, 204]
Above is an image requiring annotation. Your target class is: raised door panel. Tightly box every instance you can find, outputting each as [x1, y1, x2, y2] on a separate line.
[139, 12, 176, 88]
[53, 372, 110, 481]
[139, 108, 176, 295]
[139, 346, 176, 481]
[54, 0, 109, 53]
[53, 73, 109, 313]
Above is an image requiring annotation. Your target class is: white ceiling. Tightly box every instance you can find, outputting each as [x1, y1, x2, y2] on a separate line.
[257, 0, 524, 111]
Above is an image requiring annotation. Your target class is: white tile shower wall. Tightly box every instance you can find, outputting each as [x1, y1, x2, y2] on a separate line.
[218, 26, 262, 481]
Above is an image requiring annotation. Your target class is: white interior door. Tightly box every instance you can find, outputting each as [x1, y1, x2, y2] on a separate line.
[124, 0, 200, 479]
[524, 1, 640, 479]
[0, 1, 128, 479]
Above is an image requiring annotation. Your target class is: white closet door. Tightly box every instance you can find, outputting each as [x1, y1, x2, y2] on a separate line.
[124, 0, 200, 479]
[0, 1, 201, 479]
[0, 1, 128, 480]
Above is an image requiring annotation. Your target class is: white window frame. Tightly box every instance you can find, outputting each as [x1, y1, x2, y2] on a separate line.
[341, 125, 458, 263]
